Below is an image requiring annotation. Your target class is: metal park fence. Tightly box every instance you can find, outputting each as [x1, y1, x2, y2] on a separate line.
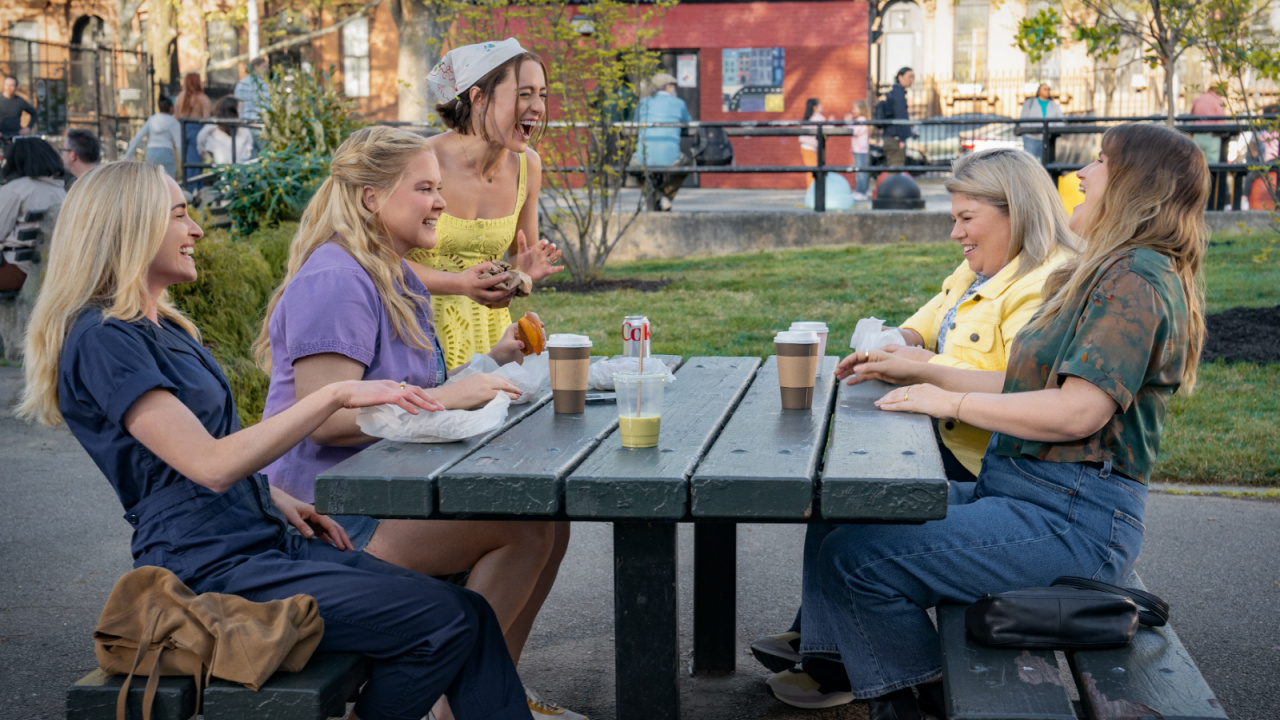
[545, 115, 1274, 212]
[0, 35, 152, 159]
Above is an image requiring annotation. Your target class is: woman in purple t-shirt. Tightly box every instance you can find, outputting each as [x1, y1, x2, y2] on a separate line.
[257, 127, 578, 719]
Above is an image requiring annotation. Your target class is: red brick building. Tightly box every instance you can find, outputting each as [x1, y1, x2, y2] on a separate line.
[649, 1, 870, 188]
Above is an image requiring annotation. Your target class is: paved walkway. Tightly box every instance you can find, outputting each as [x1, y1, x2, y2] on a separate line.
[548, 179, 955, 214]
[1, 366, 1277, 720]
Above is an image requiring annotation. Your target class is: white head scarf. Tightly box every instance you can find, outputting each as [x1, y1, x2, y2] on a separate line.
[426, 38, 528, 104]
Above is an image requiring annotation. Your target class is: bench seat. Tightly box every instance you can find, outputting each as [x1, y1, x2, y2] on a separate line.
[937, 574, 1228, 720]
[66, 653, 370, 720]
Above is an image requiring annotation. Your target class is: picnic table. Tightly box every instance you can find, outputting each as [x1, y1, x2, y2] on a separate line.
[315, 355, 949, 720]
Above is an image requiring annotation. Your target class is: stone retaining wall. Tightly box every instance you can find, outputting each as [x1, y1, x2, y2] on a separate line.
[602, 210, 1274, 262]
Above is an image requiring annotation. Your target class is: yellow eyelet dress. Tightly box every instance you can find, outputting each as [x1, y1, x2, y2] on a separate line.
[407, 153, 528, 369]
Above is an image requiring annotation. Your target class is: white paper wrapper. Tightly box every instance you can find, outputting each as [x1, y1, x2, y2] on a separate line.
[357, 392, 511, 444]
[447, 353, 550, 404]
[588, 356, 676, 390]
[849, 317, 907, 352]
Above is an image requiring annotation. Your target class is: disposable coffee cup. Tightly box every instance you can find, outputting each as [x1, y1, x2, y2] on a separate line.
[789, 322, 829, 374]
[614, 371, 666, 448]
[775, 330, 820, 409]
[547, 334, 592, 413]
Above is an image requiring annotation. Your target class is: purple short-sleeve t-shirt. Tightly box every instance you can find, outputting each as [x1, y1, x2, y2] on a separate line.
[262, 242, 445, 502]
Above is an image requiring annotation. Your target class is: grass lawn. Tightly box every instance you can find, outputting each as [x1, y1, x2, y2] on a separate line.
[512, 231, 1280, 486]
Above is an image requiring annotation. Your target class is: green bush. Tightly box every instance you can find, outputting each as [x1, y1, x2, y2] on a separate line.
[215, 148, 329, 236]
[170, 222, 300, 427]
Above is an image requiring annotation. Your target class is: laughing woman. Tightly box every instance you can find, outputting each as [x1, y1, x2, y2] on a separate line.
[407, 38, 563, 369]
[769, 124, 1207, 720]
[18, 161, 528, 720]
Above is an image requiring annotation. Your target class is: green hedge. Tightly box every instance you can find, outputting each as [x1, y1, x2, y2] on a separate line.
[170, 223, 297, 427]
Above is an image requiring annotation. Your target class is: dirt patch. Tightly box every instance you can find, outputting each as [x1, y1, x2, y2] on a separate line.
[1203, 305, 1280, 364]
[546, 278, 672, 294]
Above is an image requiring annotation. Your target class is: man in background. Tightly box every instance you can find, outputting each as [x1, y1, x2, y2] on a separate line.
[235, 57, 269, 157]
[61, 128, 102, 188]
[882, 67, 915, 169]
[635, 72, 692, 211]
[0, 76, 37, 139]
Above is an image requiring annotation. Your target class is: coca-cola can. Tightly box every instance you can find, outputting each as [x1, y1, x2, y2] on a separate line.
[622, 315, 651, 358]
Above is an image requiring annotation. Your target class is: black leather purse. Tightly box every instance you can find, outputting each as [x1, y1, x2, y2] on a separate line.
[964, 576, 1170, 650]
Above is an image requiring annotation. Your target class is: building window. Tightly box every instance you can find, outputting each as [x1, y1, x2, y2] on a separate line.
[953, 0, 988, 84]
[880, 2, 921, 86]
[342, 17, 370, 98]
[207, 20, 239, 89]
[1024, 0, 1061, 81]
[8, 21, 40, 91]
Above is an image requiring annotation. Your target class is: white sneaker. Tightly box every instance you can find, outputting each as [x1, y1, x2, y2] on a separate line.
[766, 668, 854, 709]
[750, 631, 802, 672]
[852, 191, 869, 201]
[527, 687, 588, 720]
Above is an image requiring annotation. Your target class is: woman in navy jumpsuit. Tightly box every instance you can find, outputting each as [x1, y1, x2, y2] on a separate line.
[18, 161, 528, 720]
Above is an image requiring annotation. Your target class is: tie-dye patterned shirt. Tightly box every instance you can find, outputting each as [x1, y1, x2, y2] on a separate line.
[996, 248, 1191, 484]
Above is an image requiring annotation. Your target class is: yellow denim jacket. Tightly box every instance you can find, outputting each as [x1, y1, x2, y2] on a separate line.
[901, 250, 1069, 474]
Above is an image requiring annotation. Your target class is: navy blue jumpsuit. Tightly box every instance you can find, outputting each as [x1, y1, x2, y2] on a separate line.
[58, 308, 527, 720]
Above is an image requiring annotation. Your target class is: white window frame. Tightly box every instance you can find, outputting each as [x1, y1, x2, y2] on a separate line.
[342, 17, 370, 98]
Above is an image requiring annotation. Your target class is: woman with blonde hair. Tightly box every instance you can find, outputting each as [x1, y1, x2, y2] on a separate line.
[257, 125, 583, 720]
[754, 148, 1079, 701]
[409, 38, 563, 370]
[19, 161, 528, 720]
[767, 123, 1206, 720]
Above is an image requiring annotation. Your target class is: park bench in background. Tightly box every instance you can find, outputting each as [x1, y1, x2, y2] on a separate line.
[938, 572, 1228, 720]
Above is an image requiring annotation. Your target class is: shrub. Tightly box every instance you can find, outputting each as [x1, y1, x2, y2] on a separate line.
[216, 65, 365, 237]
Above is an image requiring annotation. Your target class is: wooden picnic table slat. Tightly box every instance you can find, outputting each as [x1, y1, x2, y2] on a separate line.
[436, 356, 683, 516]
[565, 356, 761, 519]
[819, 378, 949, 521]
[689, 355, 839, 519]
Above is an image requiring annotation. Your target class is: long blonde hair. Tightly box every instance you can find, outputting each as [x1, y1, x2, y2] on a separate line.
[945, 147, 1081, 281]
[254, 126, 436, 372]
[18, 162, 199, 426]
[1030, 123, 1208, 390]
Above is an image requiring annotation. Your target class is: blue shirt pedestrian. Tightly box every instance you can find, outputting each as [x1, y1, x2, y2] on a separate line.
[636, 90, 691, 167]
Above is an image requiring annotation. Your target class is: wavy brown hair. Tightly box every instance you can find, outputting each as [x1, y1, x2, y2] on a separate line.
[1030, 123, 1208, 390]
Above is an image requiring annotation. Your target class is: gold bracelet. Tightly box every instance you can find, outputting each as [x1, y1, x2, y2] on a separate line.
[955, 392, 970, 422]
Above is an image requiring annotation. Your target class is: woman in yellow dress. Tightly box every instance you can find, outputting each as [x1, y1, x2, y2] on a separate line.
[409, 38, 563, 369]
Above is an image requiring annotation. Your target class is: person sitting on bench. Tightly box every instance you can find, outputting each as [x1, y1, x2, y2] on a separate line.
[761, 123, 1208, 720]
[0, 137, 66, 292]
[18, 161, 531, 720]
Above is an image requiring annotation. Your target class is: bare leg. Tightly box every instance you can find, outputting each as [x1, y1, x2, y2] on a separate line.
[364, 519, 557, 659]
[502, 522, 571, 664]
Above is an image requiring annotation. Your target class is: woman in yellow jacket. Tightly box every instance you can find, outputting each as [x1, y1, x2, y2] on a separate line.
[842, 148, 1078, 481]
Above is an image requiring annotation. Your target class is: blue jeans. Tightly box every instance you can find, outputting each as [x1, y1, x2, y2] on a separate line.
[853, 152, 869, 195]
[799, 440, 1147, 698]
[1023, 136, 1044, 160]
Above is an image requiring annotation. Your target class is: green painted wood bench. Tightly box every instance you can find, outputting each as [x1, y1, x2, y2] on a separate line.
[66, 653, 370, 720]
[314, 356, 950, 720]
[937, 573, 1228, 720]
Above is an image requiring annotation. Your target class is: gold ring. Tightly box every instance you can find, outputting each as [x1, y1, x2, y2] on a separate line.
[400, 382, 407, 390]
[904, 386, 911, 402]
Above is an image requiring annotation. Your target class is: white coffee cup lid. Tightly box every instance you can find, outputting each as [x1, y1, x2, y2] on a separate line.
[790, 321, 829, 332]
[774, 330, 819, 344]
[546, 333, 593, 348]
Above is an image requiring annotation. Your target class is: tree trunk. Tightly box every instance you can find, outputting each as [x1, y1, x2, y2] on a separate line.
[146, 0, 178, 91]
[1163, 58, 1176, 126]
[391, 1, 452, 124]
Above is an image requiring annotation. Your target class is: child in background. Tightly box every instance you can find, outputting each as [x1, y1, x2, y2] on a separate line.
[847, 100, 871, 201]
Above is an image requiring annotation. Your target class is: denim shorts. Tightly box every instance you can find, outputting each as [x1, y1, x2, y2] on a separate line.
[330, 514, 381, 552]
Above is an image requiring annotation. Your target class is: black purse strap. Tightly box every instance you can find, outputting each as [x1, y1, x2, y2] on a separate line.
[1052, 576, 1170, 627]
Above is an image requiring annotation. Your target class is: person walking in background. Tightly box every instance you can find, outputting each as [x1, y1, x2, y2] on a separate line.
[235, 56, 269, 157]
[799, 98, 826, 187]
[635, 72, 693, 211]
[61, 129, 101, 188]
[1017, 83, 1063, 160]
[0, 76, 36, 136]
[883, 67, 915, 169]
[1190, 86, 1228, 161]
[125, 95, 183, 180]
[847, 99, 872, 200]
[175, 73, 213, 188]
[197, 96, 254, 167]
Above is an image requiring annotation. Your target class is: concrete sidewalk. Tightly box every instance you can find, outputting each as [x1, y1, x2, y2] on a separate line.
[1, 366, 1277, 720]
